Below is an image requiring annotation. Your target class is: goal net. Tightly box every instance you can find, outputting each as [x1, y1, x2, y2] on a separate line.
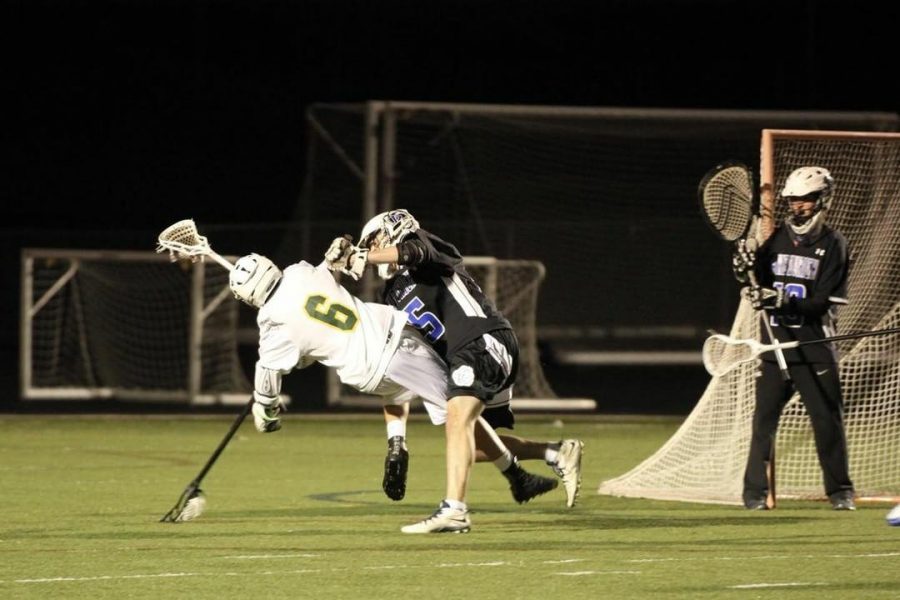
[599, 130, 900, 503]
[21, 249, 250, 404]
[292, 102, 897, 410]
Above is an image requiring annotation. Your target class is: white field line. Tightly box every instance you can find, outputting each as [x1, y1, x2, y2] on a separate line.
[220, 554, 319, 560]
[627, 551, 900, 563]
[0, 554, 596, 584]
[730, 583, 827, 589]
[543, 558, 586, 564]
[558, 571, 642, 576]
[5, 551, 898, 586]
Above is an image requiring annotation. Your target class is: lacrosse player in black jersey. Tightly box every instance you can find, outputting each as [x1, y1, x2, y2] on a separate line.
[326, 209, 583, 533]
[732, 166, 855, 511]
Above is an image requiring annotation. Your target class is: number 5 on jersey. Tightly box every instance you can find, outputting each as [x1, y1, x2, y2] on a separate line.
[402, 297, 445, 342]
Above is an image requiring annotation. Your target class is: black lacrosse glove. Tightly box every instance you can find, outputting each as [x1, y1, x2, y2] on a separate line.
[731, 239, 756, 284]
[743, 285, 785, 311]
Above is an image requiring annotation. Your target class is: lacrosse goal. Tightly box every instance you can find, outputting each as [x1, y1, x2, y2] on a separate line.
[599, 129, 900, 503]
[20, 248, 250, 404]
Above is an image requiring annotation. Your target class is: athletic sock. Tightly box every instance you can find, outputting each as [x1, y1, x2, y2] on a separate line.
[544, 442, 561, 465]
[386, 420, 406, 440]
[442, 498, 467, 511]
[493, 450, 514, 472]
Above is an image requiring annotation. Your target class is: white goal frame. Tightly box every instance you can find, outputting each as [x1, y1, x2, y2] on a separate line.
[20, 248, 248, 405]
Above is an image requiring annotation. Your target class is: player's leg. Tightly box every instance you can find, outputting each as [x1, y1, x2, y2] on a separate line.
[382, 402, 410, 501]
[401, 394, 480, 534]
[378, 329, 450, 505]
[792, 363, 855, 510]
[743, 361, 790, 509]
[444, 395, 482, 504]
[497, 433, 584, 508]
[474, 417, 558, 504]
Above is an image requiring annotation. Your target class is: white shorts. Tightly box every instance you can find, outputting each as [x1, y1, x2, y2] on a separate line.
[373, 328, 450, 425]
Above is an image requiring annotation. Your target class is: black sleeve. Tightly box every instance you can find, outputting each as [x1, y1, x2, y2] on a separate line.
[396, 230, 463, 271]
[753, 234, 775, 288]
[395, 237, 427, 266]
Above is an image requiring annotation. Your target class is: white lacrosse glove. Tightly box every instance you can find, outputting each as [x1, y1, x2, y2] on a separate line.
[732, 238, 756, 283]
[323, 235, 369, 281]
[252, 393, 284, 433]
[324, 235, 354, 270]
[742, 285, 784, 311]
[341, 247, 369, 281]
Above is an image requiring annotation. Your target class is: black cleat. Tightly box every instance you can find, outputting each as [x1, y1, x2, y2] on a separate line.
[743, 492, 769, 510]
[503, 461, 559, 504]
[829, 491, 856, 511]
[382, 436, 409, 501]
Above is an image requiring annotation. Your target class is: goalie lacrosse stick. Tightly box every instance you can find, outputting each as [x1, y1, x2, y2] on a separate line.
[698, 161, 791, 382]
[703, 326, 900, 378]
[160, 397, 254, 522]
[156, 218, 235, 271]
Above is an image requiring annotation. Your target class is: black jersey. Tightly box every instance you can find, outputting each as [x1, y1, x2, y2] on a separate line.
[753, 221, 849, 364]
[379, 229, 512, 360]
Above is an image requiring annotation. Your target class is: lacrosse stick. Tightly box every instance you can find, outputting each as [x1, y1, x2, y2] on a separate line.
[156, 218, 234, 271]
[160, 397, 254, 523]
[703, 326, 900, 378]
[699, 161, 791, 382]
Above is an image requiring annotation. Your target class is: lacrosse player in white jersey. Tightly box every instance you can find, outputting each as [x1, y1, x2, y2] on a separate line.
[229, 252, 557, 530]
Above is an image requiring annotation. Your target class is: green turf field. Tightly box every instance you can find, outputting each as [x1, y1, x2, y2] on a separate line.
[1, 413, 898, 599]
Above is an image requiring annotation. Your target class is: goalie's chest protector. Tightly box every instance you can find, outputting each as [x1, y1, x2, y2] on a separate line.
[382, 263, 511, 359]
[762, 226, 849, 362]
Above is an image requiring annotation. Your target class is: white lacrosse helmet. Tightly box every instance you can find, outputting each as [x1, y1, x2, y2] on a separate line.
[229, 253, 282, 308]
[359, 209, 420, 279]
[780, 166, 835, 235]
[781, 166, 834, 207]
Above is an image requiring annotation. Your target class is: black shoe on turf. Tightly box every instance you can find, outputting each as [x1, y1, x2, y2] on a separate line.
[744, 499, 769, 510]
[829, 491, 856, 511]
[503, 461, 559, 504]
[383, 436, 409, 501]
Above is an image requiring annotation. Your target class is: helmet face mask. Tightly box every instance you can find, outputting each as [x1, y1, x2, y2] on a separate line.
[358, 209, 420, 279]
[780, 166, 834, 234]
[229, 253, 282, 308]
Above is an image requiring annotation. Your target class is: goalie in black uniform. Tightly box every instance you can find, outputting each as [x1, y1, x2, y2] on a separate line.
[733, 166, 855, 510]
[326, 209, 584, 533]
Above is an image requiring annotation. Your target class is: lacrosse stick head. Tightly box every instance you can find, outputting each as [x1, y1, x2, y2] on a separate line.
[175, 493, 207, 522]
[160, 485, 207, 523]
[702, 333, 760, 377]
[157, 219, 235, 271]
[157, 219, 211, 262]
[698, 161, 756, 243]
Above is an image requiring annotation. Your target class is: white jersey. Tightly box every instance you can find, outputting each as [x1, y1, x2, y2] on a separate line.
[256, 261, 407, 393]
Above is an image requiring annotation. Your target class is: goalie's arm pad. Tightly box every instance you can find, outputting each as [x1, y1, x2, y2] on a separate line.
[253, 361, 283, 407]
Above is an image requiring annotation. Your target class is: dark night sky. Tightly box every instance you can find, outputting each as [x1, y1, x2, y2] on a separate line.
[4, 0, 898, 231]
[2, 0, 898, 405]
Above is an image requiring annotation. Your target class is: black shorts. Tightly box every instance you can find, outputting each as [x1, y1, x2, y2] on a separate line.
[446, 328, 519, 429]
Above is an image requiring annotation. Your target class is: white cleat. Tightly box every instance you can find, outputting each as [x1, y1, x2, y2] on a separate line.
[552, 439, 584, 508]
[887, 503, 900, 526]
[401, 502, 471, 534]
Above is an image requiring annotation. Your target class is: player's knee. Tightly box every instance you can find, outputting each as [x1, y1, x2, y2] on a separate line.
[447, 395, 483, 423]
